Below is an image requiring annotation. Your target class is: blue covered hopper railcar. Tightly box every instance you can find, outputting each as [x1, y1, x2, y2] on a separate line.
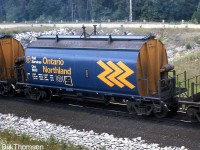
[24, 34, 176, 117]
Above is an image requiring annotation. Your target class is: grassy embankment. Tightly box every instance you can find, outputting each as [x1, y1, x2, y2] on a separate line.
[173, 50, 200, 96]
[0, 130, 88, 150]
[166, 29, 200, 96]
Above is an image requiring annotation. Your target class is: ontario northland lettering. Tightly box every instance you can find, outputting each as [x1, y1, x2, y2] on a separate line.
[42, 57, 71, 75]
[43, 57, 64, 65]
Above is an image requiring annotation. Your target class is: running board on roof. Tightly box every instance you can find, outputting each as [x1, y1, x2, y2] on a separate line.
[37, 34, 155, 41]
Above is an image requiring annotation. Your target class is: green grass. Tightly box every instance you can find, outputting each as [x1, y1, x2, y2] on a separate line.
[0, 130, 88, 150]
[173, 50, 200, 78]
[172, 50, 200, 97]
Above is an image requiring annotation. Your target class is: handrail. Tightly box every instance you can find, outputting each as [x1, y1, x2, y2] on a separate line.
[139, 75, 176, 99]
[158, 76, 176, 99]
[176, 71, 186, 87]
[179, 75, 200, 84]
[177, 72, 200, 99]
[190, 82, 200, 101]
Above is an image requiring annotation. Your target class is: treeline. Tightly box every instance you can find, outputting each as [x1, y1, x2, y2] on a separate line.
[0, 0, 200, 23]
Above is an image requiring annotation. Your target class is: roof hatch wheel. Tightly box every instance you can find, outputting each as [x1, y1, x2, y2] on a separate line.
[153, 104, 169, 118]
[186, 107, 200, 122]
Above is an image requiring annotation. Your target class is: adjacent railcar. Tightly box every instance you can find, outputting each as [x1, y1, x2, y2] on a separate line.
[0, 35, 24, 95]
[24, 34, 176, 117]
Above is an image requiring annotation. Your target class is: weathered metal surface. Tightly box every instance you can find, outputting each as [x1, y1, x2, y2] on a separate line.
[29, 39, 144, 50]
[29, 35, 155, 51]
[0, 36, 24, 80]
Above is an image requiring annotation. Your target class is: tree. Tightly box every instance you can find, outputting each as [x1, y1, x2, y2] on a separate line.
[89, 0, 113, 21]
[112, 0, 128, 21]
[5, 0, 28, 22]
[28, 0, 40, 20]
[192, 1, 200, 23]
[0, 0, 6, 21]
[0, 0, 199, 22]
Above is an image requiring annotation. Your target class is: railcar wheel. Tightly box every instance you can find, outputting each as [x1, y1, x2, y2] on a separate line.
[127, 101, 136, 115]
[0, 84, 6, 96]
[104, 96, 111, 106]
[168, 106, 178, 116]
[0, 84, 15, 96]
[24, 88, 43, 101]
[187, 107, 200, 122]
[43, 90, 53, 102]
[153, 105, 168, 118]
[8, 84, 15, 97]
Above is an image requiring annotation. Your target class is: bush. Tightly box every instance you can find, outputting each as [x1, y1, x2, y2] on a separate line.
[194, 37, 200, 44]
[185, 42, 192, 49]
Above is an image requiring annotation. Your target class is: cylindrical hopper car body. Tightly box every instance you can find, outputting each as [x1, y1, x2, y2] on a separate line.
[24, 35, 176, 117]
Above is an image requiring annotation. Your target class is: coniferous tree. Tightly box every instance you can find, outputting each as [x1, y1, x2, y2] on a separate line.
[90, 0, 104, 21]
[192, 1, 200, 23]
[0, 0, 5, 21]
[112, 0, 128, 20]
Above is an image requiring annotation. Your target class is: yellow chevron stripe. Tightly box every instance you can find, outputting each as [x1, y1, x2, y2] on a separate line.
[117, 61, 135, 89]
[97, 60, 114, 87]
[107, 61, 124, 88]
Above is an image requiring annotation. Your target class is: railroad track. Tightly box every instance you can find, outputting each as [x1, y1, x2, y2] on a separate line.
[0, 96, 199, 128]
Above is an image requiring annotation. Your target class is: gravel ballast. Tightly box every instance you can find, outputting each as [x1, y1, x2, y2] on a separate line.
[0, 113, 187, 150]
